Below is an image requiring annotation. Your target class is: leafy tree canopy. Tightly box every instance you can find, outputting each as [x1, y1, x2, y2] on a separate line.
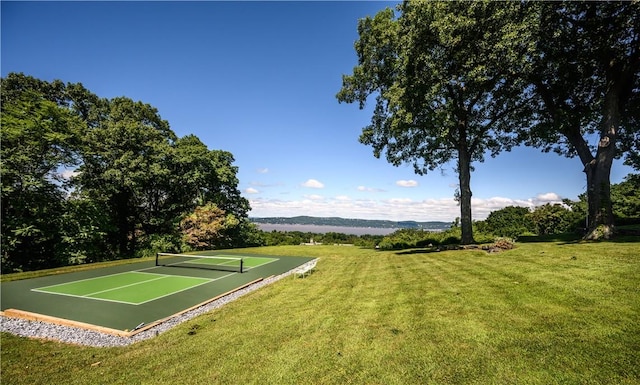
[338, 1, 536, 244]
[523, 1, 639, 237]
[1, 73, 253, 271]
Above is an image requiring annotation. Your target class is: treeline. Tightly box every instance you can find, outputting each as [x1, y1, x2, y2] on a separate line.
[260, 231, 383, 248]
[251, 216, 450, 230]
[1, 73, 263, 272]
[377, 174, 640, 250]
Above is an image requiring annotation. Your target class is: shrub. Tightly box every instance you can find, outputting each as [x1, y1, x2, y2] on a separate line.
[137, 234, 182, 258]
[484, 206, 535, 238]
[527, 203, 581, 235]
[376, 227, 496, 250]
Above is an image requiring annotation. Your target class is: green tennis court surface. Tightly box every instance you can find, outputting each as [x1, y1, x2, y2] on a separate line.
[32, 272, 216, 305]
[1, 252, 314, 332]
[155, 253, 278, 272]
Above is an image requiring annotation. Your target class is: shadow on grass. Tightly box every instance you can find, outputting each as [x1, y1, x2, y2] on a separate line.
[518, 232, 640, 244]
[517, 233, 582, 244]
[395, 248, 440, 255]
[388, 232, 639, 255]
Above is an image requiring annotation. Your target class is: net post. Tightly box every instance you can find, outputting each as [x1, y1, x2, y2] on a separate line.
[155, 253, 159, 266]
[240, 258, 244, 273]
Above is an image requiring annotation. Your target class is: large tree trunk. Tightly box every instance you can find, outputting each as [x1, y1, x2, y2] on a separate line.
[458, 145, 474, 245]
[583, 90, 620, 240]
[112, 191, 135, 256]
[583, 160, 614, 239]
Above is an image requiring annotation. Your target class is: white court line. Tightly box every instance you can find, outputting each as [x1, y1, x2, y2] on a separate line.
[242, 257, 279, 271]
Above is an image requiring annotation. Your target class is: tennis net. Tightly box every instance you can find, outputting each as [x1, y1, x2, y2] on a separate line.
[155, 253, 244, 273]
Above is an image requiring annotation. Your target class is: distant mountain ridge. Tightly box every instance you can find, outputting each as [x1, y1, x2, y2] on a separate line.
[250, 216, 451, 230]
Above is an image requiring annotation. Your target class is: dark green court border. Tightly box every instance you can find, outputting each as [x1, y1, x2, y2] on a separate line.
[1, 252, 313, 332]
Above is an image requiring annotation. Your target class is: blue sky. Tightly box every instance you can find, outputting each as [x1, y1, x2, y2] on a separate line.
[2, 1, 634, 222]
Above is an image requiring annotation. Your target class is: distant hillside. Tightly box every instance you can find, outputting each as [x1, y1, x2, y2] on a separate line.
[250, 216, 451, 230]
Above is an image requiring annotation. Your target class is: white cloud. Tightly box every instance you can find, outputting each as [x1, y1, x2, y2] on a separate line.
[535, 192, 561, 202]
[248, 191, 566, 222]
[396, 179, 418, 187]
[388, 198, 413, 204]
[301, 179, 325, 189]
[245, 187, 259, 194]
[257, 168, 269, 174]
[357, 185, 386, 192]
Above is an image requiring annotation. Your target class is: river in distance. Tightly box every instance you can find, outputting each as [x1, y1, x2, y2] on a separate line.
[255, 223, 399, 236]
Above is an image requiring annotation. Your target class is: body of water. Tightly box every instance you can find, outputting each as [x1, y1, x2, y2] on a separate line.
[255, 223, 399, 236]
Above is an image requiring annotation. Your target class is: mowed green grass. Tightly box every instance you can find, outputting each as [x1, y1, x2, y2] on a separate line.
[2, 240, 639, 385]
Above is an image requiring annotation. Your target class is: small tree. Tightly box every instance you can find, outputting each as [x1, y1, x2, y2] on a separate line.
[181, 203, 239, 250]
[484, 206, 535, 238]
[611, 174, 640, 221]
[527, 204, 580, 235]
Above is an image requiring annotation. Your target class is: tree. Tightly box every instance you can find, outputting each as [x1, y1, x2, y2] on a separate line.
[527, 203, 581, 235]
[171, 135, 249, 220]
[180, 203, 239, 250]
[0, 89, 84, 271]
[337, 2, 536, 244]
[524, 2, 640, 239]
[484, 206, 535, 238]
[1, 73, 256, 267]
[76, 97, 177, 256]
[610, 174, 640, 221]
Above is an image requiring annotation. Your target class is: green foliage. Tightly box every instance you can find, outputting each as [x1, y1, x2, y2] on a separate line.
[229, 221, 266, 248]
[522, 2, 639, 233]
[76, 96, 177, 256]
[59, 197, 115, 264]
[338, 2, 536, 244]
[1, 73, 257, 270]
[0, 87, 85, 272]
[526, 203, 581, 235]
[611, 174, 640, 221]
[262, 231, 310, 246]
[483, 206, 536, 238]
[377, 227, 495, 250]
[180, 203, 239, 251]
[136, 234, 183, 259]
[172, 135, 249, 219]
[259, 230, 383, 248]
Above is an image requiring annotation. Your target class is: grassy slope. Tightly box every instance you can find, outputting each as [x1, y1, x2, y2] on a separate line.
[2, 240, 639, 385]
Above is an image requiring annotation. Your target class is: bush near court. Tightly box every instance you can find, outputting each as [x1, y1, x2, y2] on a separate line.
[376, 227, 496, 250]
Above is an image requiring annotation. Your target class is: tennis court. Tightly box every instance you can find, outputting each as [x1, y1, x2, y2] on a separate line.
[1, 252, 314, 335]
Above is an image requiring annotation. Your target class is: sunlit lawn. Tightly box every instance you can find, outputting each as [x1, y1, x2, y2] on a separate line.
[2, 239, 639, 385]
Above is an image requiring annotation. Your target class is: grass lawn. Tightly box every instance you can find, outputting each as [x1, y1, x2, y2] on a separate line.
[2, 238, 639, 385]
